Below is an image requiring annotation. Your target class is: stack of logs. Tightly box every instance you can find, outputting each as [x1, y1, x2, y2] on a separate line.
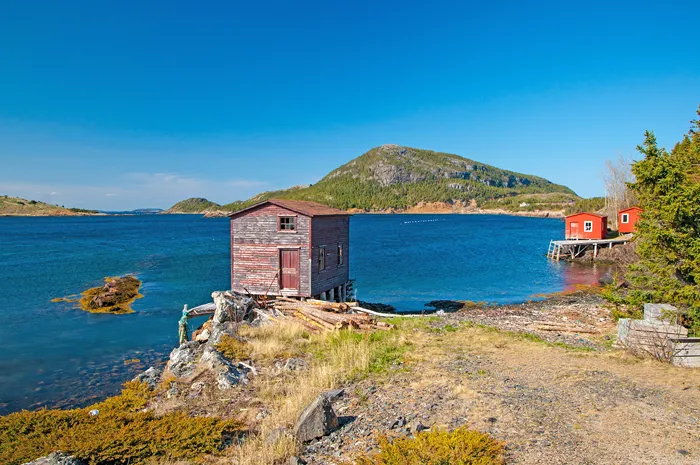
[270, 297, 395, 332]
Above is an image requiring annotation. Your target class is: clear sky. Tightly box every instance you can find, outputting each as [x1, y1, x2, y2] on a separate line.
[1, 0, 698, 210]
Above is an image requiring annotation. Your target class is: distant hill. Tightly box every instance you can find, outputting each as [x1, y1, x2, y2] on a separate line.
[0, 195, 99, 216]
[166, 197, 221, 213]
[216, 145, 578, 214]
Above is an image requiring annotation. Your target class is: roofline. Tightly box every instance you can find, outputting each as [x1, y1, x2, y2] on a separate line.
[565, 212, 607, 219]
[619, 206, 643, 212]
[228, 199, 351, 219]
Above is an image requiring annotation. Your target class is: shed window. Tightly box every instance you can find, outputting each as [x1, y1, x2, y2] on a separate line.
[584, 221, 593, 232]
[337, 243, 344, 266]
[621, 213, 629, 224]
[318, 246, 326, 271]
[279, 216, 296, 231]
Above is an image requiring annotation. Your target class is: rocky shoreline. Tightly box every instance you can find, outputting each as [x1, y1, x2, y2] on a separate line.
[11, 288, 700, 464]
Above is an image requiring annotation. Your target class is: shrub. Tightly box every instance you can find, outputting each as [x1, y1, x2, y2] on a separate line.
[0, 382, 243, 465]
[357, 427, 505, 465]
[216, 334, 252, 360]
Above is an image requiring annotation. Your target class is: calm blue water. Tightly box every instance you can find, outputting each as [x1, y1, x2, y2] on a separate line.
[0, 214, 603, 414]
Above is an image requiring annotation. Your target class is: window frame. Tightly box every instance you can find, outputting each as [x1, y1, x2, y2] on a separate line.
[583, 221, 593, 233]
[318, 246, 326, 271]
[337, 243, 344, 267]
[621, 213, 629, 224]
[278, 215, 297, 233]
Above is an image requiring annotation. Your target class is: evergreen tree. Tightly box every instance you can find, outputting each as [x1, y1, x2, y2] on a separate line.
[626, 106, 700, 333]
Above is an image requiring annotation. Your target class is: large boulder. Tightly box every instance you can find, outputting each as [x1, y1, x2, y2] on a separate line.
[293, 394, 339, 443]
[23, 452, 86, 465]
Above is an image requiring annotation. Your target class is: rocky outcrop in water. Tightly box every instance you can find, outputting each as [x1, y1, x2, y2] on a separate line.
[77, 276, 142, 314]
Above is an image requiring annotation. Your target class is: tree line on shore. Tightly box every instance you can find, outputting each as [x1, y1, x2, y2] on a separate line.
[611, 105, 700, 335]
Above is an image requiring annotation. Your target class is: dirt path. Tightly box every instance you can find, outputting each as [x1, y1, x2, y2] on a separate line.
[301, 319, 700, 464]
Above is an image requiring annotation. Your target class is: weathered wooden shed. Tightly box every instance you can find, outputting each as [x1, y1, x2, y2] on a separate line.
[618, 206, 643, 234]
[565, 212, 608, 240]
[229, 199, 351, 301]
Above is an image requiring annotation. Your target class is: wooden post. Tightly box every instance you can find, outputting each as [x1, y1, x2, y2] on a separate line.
[594, 243, 598, 258]
[556, 245, 561, 261]
[329, 287, 335, 302]
[342, 283, 347, 302]
[321, 291, 327, 301]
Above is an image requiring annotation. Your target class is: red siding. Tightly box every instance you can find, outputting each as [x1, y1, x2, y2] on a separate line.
[230, 202, 351, 298]
[231, 204, 311, 296]
[618, 207, 643, 234]
[565, 213, 607, 240]
[311, 216, 350, 296]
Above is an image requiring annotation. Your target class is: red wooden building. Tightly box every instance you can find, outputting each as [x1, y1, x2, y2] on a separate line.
[229, 199, 351, 301]
[618, 206, 643, 234]
[564, 212, 608, 240]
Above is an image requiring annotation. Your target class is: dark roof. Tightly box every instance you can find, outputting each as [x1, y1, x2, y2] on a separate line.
[229, 199, 351, 218]
[565, 212, 607, 219]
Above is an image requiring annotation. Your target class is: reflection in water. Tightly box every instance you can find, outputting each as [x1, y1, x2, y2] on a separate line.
[555, 261, 617, 290]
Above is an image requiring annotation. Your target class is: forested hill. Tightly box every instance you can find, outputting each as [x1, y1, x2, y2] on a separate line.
[218, 144, 579, 213]
[166, 197, 221, 213]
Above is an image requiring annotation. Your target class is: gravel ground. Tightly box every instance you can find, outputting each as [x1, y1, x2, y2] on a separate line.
[301, 293, 700, 465]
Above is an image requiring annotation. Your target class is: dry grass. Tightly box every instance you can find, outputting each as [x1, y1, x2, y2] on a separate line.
[238, 320, 312, 361]
[222, 322, 408, 465]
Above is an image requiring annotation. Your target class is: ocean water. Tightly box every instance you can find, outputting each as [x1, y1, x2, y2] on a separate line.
[0, 214, 606, 414]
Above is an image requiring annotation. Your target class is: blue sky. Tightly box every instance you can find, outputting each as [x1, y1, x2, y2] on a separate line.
[1, 1, 698, 210]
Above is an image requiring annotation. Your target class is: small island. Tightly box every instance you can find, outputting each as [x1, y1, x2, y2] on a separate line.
[77, 276, 143, 314]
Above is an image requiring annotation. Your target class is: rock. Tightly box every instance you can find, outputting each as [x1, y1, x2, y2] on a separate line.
[195, 328, 211, 342]
[643, 303, 678, 322]
[211, 291, 254, 342]
[88, 409, 99, 416]
[166, 382, 179, 399]
[598, 272, 614, 285]
[274, 357, 307, 374]
[324, 388, 345, 402]
[167, 341, 201, 378]
[289, 456, 307, 465]
[294, 394, 340, 443]
[188, 381, 206, 399]
[132, 366, 161, 389]
[390, 416, 406, 429]
[411, 421, 428, 433]
[198, 346, 248, 389]
[23, 452, 86, 465]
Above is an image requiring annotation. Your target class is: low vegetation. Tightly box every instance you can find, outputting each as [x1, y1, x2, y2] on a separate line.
[357, 427, 505, 465]
[0, 195, 98, 216]
[76, 276, 143, 314]
[0, 382, 243, 465]
[215, 334, 252, 360]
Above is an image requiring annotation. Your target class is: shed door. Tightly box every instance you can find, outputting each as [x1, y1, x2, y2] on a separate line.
[570, 222, 579, 238]
[280, 249, 300, 290]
